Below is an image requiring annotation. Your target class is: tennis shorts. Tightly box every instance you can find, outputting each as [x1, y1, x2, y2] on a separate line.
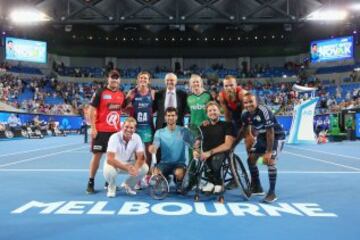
[155, 162, 186, 180]
[250, 134, 285, 159]
[91, 132, 115, 153]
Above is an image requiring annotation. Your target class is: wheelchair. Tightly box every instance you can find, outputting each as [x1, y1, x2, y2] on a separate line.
[0, 124, 15, 139]
[181, 150, 251, 203]
[23, 124, 44, 139]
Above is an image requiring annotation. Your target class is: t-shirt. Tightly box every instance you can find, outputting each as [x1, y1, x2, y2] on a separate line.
[200, 121, 234, 152]
[187, 91, 212, 127]
[107, 131, 144, 163]
[153, 126, 186, 164]
[220, 86, 244, 124]
[131, 88, 153, 128]
[90, 87, 125, 132]
[241, 105, 285, 138]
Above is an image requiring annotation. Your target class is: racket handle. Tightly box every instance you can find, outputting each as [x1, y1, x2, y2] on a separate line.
[151, 153, 157, 167]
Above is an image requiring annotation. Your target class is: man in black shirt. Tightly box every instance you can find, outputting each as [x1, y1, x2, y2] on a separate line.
[235, 93, 285, 203]
[194, 101, 235, 194]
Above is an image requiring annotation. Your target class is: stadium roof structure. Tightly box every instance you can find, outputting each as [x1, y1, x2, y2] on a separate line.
[1, 0, 359, 25]
[1, 0, 359, 57]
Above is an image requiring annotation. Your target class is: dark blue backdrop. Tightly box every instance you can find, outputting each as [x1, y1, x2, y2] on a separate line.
[0, 111, 83, 130]
[0, 111, 333, 133]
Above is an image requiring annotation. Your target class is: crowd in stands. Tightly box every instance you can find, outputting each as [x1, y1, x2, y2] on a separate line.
[2, 60, 360, 118]
[53, 61, 300, 80]
[0, 73, 75, 115]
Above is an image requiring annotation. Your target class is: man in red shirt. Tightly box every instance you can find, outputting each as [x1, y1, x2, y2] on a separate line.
[86, 69, 125, 194]
[219, 76, 253, 150]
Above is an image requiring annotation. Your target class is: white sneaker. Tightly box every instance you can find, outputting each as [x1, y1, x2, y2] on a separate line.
[134, 181, 142, 190]
[107, 184, 116, 198]
[213, 185, 223, 194]
[142, 175, 151, 188]
[202, 182, 215, 192]
[121, 183, 137, 195]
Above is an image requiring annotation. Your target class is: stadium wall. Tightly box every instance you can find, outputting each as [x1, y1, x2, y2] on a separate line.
[70, 57, 104, 68]
[183, 58, 238, 69]
[117, 58, 171, 69]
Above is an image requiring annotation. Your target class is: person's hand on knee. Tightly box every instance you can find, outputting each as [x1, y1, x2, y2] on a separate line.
[263, 151, 275, 165]
[248, 153, 258, 165]
[152, 167, 161, 175]
[174, 167, 185, 182]
[127, 165, 138, 176]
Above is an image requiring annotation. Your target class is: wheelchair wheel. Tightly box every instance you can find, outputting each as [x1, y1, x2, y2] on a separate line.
[21, 129, 28, 138]
[181, 159, 200, 194]
[229, 153, 251, 200]
[149, 174, 169, 200]
[5, 130, 14, 139]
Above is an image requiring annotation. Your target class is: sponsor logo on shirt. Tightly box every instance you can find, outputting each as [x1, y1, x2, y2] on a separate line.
[106, 111, 120, 129]
[108, 103, 122, 110]
[190, 104, 205, 110]
[103, 94, 112, 100]
[138, 102, 149, 108]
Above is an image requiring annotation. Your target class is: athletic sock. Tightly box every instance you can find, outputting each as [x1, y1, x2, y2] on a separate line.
[249, 165, 260, 185]
[268, 165, 277, 193]
[88, 178, 94, 184]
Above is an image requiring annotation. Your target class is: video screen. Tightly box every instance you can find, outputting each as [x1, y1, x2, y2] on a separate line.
[5, 37, 47, 63]
[310, 36, 353, 63]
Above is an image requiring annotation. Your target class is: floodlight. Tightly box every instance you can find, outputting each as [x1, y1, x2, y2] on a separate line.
[10, 8, 51, 24]
[306, 9, 348, 21]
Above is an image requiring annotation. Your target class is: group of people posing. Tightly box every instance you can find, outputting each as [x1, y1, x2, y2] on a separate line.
[86, 69, 285, 203]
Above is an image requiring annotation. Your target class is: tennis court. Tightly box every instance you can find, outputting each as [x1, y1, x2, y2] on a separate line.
[0, 135, 359, 240]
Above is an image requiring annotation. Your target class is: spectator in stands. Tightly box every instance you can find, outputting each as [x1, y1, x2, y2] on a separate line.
[7, 114, 21, 131]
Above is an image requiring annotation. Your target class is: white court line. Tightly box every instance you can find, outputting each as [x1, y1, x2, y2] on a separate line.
[283, 151, 360, 171]
[0, 169, 359, 174]
[0, 169, 91, 172]
[0, 142, 84, 158]
[0, 146, 87, 168]
[262, 171, 360, 174]
[286, 145, 360, 161]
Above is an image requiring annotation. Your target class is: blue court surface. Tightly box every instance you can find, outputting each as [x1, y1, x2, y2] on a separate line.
[0, 135, 360, 240]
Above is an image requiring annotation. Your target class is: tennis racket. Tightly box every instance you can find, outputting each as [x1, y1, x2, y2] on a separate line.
[179, 126, 200, 147]
[148, 153, 170, 200]
[179, 125, 205, 194]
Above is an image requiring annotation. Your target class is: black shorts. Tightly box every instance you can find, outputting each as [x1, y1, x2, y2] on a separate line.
[91, 132, 115, 153]
[155, 162, 186, 181]
[250, 135, 285, 159]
